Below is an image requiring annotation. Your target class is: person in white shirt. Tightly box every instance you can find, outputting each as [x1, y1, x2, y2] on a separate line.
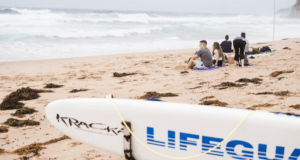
[212, 42, 225, 66]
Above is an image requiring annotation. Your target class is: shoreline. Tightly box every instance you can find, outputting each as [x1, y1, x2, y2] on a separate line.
[0, 38, 287, 64]
[0, 37, 300, 160]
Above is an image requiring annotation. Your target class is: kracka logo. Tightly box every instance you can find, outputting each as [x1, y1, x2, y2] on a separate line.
[56, 114, 123, 136]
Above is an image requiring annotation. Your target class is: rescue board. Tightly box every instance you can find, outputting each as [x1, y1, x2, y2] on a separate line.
[45, 98, 300, 160]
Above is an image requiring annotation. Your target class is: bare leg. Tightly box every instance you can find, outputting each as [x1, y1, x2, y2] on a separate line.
[186, 60, 196, 70]
[241, 60, 244, 67]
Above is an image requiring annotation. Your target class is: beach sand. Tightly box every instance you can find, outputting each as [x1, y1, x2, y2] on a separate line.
[0, 38, 300, 160]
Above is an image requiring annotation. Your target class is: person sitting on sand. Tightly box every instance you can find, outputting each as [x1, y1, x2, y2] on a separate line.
[221, 35, 233, 53]
[212, 42, 225, 66]
[187, 40, 212, 69]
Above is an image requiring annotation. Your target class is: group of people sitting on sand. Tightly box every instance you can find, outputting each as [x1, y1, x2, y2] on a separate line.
[186, 32, 253, 70]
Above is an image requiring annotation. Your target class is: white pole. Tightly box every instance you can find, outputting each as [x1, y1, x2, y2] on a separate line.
[273, 0, 275, 46]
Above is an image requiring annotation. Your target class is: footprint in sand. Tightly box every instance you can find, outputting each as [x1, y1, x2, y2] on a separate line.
[66, 142, 82, 148]
[163, 84, 172, 87]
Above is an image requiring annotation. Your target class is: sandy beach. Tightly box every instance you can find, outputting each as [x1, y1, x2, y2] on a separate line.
[0, 38, 300, 160]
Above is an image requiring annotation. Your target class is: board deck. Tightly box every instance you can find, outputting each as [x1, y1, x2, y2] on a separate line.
[46, 98, 300, 160]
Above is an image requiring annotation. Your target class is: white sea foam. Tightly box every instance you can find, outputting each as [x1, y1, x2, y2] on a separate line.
[11, 7, 52, 14]
[0, 7, 300, 62]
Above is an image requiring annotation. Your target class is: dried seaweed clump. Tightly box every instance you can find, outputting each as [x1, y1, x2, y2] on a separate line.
[113, 72, 137, 77]
[11, 107, 38, 118]
[200, 96, 215, 101]
[139, 92, 178, 99]
[198, 82, 209, 85]
[0, 148, 4, 154]
[236, 78, 263, 84]
[69, 89, 89, 93]
[254, 91, 291, 96]
[0, 126, 9, 133]
[19, 156, 30, 160]
[200, 100, 228, 107]
[214, 82, 247, 90]
[270, 70, 294, 77]
[14, 143, 45, 156]
[43, 135, 70, 145]
[13, 135, 70, 156]
[290, 104, 300, 110]
[247, 104, 275, 110]
[44, 83, 63, 88]
[4, 118, 40, 127]
[0, 87, 52, 110]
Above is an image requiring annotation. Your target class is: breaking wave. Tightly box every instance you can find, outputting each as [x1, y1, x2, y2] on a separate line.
[0, 7, 300, 62]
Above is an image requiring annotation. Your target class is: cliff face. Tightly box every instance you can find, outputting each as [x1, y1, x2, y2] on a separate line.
[289, 0, 300, 18]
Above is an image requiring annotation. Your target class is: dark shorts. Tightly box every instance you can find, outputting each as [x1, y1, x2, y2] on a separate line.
[213, 60, 223, 66]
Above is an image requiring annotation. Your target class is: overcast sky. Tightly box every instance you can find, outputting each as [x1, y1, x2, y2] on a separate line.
[0, 0, 296, 15]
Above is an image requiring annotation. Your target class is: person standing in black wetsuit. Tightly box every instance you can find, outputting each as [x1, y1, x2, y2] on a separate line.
[233, 35, 247, 67]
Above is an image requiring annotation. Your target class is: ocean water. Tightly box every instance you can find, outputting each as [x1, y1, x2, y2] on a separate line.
[0, 7, 300, 62]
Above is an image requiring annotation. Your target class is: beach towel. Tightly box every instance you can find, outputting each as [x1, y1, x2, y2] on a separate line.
[247, 52, 275, 58]
[193, 65, 226, 71]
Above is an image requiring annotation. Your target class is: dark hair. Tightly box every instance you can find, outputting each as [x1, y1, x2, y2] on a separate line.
[200, 40, 207, 45]
[241, 32, 246, 38]
[225, 35, 229, 40]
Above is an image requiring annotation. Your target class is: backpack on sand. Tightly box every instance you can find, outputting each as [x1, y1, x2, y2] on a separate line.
[260, 46, 271, 52]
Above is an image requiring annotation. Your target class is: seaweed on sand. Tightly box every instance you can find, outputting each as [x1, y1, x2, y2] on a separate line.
[188, 82, 209, 89]
[113, 72, 137, 77]
[247, 104, 275, 110]
[198, 82, 209, 85]
[43, 135, 70, 145]
[0, 148, 4, 154]
[200, 100, 228, 107]
[0, 126, 8, 133]
[187, 86, 202, 89]
[139, 92, 178, 99]
[4, 118, 40, 127]
[19, 156, 30, 160]
[13, 135, 70, 156]
[11, 107, 38, 118]
[214, 82, 247, 90]
[0, 87, 53, 110]
[290, 104, 300, 110]
[254, 91, 291, 96]
[236, 78, 263, 84]
[44, 83, 63, 88]
[270, 70, 294, 77]
[69, 89, 89, 93]
[200, 96, 215, 101]
[13, 143, 45, 156]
